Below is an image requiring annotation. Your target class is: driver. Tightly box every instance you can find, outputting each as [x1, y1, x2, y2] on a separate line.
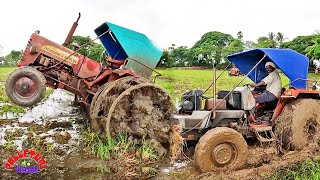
[249, 62, 282, 103]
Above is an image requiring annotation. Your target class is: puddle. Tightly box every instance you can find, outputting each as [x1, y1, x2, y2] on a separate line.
[161, 161, 189, 174]
[156, 161, 200, 180]
[0, 89, 93, 178]
[19, 89, 77, 124]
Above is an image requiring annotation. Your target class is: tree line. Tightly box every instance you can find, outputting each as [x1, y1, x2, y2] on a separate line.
[158, 31, 320, 69]
[1, 32, 320, 69]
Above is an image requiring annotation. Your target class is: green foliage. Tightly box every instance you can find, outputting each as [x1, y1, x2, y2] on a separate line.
[4, 140, 15, 151]
[158, 49, 174, 68]
[276, 32, 285, 47]
[256, 36, 276, 48]
[255, 32, 285, 48]
[0, 50, 22, 66]
[79, 129, 160, 178]
[305, 38, 320, 61]
[0, 104, 25, 115]
[192, 31, 236, 68]
[281, 35, 318, 54]
[170, 46, 192, 67]
[67, 36, 104, 62]
[159, 31, 246, 69]
[271, 160, 320, 180]
[237, 31, 243, 40]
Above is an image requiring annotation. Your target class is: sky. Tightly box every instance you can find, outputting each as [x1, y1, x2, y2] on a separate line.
[0, 0, 319, 56]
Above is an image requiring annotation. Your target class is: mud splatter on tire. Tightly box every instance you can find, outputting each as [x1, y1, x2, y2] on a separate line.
[104, 83, 173, 143]
[275, 99, 320, 152]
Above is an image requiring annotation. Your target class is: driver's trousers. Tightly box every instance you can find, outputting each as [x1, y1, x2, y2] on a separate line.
[254, 90, 277, 103]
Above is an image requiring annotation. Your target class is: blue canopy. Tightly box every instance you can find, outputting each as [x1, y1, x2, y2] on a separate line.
[227, 48, 309, 89]
[95, 22, 162, 79]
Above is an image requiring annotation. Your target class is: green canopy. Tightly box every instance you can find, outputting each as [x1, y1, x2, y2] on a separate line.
[95, 22, 163, 78]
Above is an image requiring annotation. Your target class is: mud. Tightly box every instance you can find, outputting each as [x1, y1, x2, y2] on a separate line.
[90, 77, 149, 133]
[105, 83, 173, 143]
[0, 89, 90, 179]
[53, 131, 72, 144]
[275, 99, 320, 152]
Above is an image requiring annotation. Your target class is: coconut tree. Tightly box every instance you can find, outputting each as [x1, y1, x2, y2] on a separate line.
[276, 32, 285, 47]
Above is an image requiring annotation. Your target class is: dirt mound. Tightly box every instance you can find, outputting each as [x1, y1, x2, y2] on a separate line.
[275, 99, 320, 152]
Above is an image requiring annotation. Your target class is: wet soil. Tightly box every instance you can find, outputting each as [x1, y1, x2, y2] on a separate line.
[0, 89, 97, 179]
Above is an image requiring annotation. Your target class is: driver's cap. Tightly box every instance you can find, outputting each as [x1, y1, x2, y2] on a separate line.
[265, 62, 276, 68]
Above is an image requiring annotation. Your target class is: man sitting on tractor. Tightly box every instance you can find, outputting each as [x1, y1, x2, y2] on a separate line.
[249, 62, 282, 103]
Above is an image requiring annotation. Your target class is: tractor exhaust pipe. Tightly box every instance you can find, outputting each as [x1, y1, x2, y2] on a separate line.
[62, 13, 81, 47]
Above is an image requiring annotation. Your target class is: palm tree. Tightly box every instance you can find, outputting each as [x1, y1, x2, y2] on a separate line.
[237, 31, 243, 40]
[268, 32, 277, 48]
[275, 32, 285, 47]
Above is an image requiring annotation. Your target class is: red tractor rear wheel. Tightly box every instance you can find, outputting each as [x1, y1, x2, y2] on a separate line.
[5, 66, 46, 107]
[90, 77, 149, 133]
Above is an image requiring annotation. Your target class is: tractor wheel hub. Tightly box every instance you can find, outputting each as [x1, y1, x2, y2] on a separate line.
[14, 77, 37, 98]
[211, 143, 234, 165]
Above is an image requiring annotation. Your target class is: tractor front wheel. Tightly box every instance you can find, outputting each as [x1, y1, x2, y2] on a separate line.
[5, 66, 46, 107]
[194, 127, 248, 172]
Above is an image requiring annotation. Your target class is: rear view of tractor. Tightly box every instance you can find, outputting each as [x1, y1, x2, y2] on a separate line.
[5, 14, 173, 143]
[173, 48, 320, 172]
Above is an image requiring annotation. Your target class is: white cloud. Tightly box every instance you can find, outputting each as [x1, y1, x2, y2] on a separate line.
[0, 0, 319, 55]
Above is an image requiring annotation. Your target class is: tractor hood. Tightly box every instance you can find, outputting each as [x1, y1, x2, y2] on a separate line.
[95, 22, 162, 79]
[227, 48, 309, 89]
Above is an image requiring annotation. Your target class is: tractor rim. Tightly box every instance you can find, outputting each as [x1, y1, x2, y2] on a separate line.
[14, 76, 37, 98]
[211, 143, 236, 166]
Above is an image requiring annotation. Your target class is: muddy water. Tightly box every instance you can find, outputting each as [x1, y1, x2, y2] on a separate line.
[0, 89, 109, 179]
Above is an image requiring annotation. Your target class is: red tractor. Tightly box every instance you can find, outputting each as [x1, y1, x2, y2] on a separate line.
[5, 14, 173, 142]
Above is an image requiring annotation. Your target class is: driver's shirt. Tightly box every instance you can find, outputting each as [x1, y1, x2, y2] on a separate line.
[262, 70, 282, 97]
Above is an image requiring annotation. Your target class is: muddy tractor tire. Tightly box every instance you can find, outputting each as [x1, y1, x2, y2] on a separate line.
[90, 77, 173, 143]
[194, 127, 248, 172]
[275, 99, 320, 151]
[5, 66, 47, 107]
[90, 77, 149, 133]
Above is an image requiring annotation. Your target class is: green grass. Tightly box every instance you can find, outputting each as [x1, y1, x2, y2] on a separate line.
[271, 160, 320, 180]
[79, 129, 160, 179]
